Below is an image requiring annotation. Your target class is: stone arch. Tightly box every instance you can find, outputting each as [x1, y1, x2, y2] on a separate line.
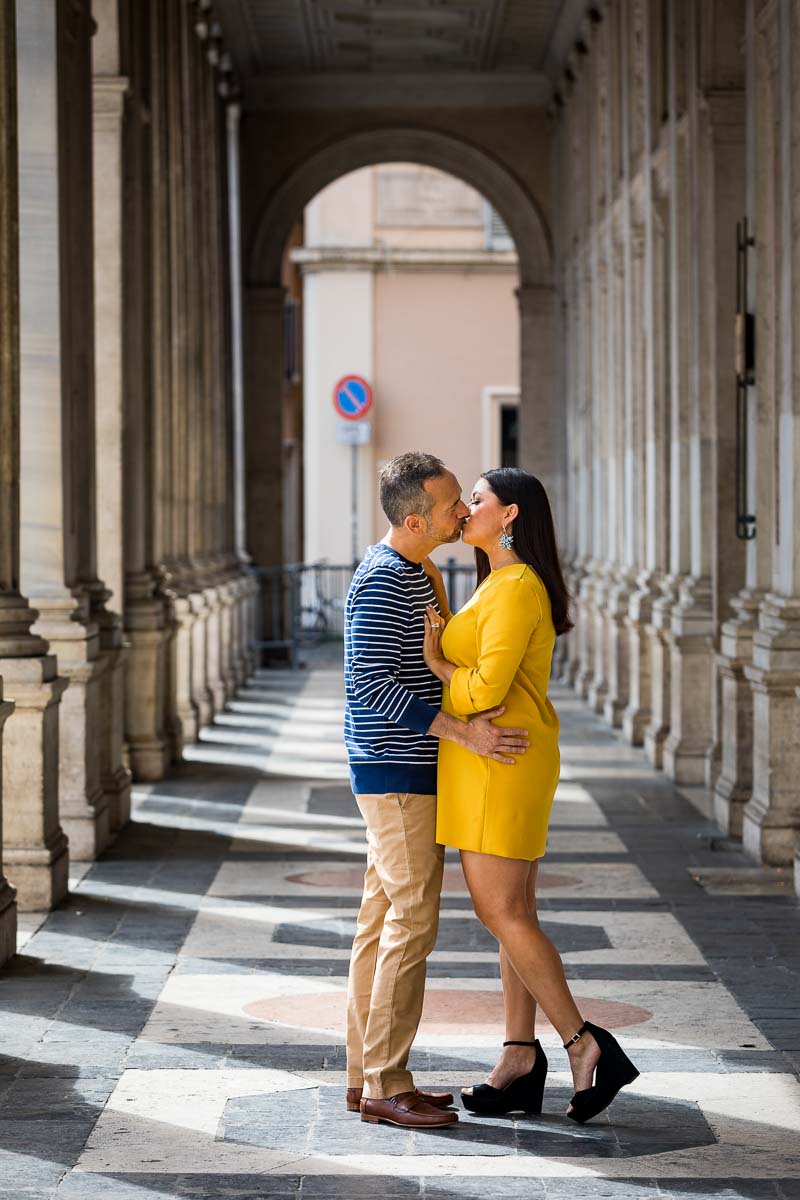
[247, 126, 553, 287]
[243, 125, 562, 571]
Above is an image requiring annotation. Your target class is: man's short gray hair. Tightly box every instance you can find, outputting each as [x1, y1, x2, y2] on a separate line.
[379, 452, 446, 527]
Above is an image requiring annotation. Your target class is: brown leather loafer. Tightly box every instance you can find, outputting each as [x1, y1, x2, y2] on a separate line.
[360, 1091, 458, 1128]
[346, 1086, 454, 1113]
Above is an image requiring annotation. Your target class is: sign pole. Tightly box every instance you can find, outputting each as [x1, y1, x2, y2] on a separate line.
[351, 443, 358, 565]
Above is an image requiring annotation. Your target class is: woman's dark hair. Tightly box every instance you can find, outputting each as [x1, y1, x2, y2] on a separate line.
[474, 468, 573, 636]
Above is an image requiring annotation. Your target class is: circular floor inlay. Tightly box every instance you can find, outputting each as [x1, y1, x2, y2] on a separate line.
[243, 990, 651, 1035]
[286, 864, 580, 892]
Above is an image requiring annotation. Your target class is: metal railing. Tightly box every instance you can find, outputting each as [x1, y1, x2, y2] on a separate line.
[251, 557, 478, 667]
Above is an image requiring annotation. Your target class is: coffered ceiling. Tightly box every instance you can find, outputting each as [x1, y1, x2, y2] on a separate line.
[214, 0, 586, 109]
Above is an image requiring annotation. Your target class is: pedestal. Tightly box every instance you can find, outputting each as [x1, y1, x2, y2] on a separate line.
[662, 577, 715, 784]
[622, 574, 659, 746]
[1, 655, 69, 910]
[742, 594, 800, 865]
[588, 568, 612, 714]
[643, 577, 681, 768]
[603, 572, 634, 728]
[712, 590, 761, 838]
[0, 688, 17, 960]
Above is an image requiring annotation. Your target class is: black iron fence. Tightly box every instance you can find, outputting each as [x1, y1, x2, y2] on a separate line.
[251, 558, 477, 667]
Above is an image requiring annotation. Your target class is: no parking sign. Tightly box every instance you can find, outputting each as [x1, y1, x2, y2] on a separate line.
[333, 375, 374, 422]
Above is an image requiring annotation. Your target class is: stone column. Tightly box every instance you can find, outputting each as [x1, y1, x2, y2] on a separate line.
[590, 244, 614, 715]
[91, 0, 132, 832]
[645, 4, 693, 767]
[123, 0, 169, 782]
[226, 101, 254, 685]
[742, 0, 800, 866]
[601, 219, 634, 728]
[0, 0, 20, 950]
[664, 6, 746, 784]
[714, 0, 770, 836]
[14, 0, 108, 880]
[244, 283, 286, 656]
[1, 0, 69, 913]
[0, 681, 15, 960]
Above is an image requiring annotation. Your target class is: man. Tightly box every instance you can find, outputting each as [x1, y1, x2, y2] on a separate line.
[344, 451, 529, 1129]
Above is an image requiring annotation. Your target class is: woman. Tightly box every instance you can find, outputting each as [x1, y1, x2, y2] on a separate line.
[422, 468, 639, 1124]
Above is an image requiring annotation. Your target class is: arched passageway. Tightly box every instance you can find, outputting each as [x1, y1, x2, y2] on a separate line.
[239, 124, 565, 577]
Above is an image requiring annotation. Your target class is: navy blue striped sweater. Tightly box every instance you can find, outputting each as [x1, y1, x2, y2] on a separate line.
[344, 543, 443, 795]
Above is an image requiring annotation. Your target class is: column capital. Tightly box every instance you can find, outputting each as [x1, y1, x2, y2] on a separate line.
[515, 283, 555, 317]
[92, 74, 129, 128]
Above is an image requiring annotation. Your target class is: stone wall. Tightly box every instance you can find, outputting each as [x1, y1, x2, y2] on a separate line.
[554, 0, 800, 890]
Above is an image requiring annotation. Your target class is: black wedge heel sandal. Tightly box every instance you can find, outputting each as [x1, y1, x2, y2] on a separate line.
[461, 1040, 548, 1116]
[563, 1020, 639, 1123]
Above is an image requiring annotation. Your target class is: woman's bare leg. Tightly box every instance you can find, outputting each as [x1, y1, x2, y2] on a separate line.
[463, 863, 539, 1092]
[461, 849, 601, 1108]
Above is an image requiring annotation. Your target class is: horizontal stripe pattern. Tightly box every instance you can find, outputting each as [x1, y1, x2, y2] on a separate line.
[344, 543, 442, 794]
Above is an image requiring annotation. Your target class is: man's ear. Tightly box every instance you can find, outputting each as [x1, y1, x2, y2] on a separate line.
[404, 513, 423, 536]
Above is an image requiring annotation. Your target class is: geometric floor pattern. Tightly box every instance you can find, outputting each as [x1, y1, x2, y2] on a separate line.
[1, 663, 799, 1199]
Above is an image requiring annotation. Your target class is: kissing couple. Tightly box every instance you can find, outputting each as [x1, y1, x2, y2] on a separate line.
[343, 451, 639, 1129]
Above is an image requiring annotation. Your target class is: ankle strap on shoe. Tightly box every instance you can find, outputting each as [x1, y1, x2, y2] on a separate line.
[563, 1022, 588, 1049]
[502, 1040, 537, 1047]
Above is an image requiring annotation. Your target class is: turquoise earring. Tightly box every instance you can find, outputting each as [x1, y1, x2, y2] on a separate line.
[499, 523, 514, 550]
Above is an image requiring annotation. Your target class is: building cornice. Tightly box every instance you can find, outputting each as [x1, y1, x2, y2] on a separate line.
[290, 245, 519, 275]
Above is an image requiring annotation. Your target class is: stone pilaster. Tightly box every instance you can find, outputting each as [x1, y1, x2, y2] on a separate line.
[517, 284, 563, 527]
[603, 571, 634, 727]
[0, 681, 16, 956]
[92, 10, 131, 833]
[574, 565, 596, 699]
[743, 596, 800, 864]
[588, 566, 612, 714]
[662, 577, 715, 783]
[0, 0, 21, 952]
[741, 1, 800, 867]
[122, 0, 170, 780]
[623, 572, 661, 745]
[14, 0, 109, 868]
[713, 591, 762, 837]
[225, 102, 255, 684]
[644, 576, 681, 768]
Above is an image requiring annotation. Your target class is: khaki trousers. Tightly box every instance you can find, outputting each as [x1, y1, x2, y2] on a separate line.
[345, 791, 444, 1099]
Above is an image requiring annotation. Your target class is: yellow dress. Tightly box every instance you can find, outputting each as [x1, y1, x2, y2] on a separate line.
[436, 563, 560, 861]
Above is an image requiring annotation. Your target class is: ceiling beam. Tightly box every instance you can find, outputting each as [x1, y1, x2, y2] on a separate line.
[244, 70, 551, 111]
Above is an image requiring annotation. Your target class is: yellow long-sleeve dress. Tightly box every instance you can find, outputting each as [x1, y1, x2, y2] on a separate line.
[436, 563, 560, 861]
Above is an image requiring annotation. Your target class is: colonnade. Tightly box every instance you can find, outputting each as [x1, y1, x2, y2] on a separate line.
[0, 0, 258, 965]
[555, 0, 800, 892]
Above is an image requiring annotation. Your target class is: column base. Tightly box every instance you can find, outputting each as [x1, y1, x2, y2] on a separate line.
[713, 774, 750, 839]
[643, 579, 684, 769]
[0, 879, 17, 967]
[742, 797, 799, 866]
[57, 649, 112, 863]
[621, 576, 659, 746]
[124, 581, 170, 782]
[104, 765, 132, 833]
[602, 574, 633, 729]
[1, 655, 70, 911]
[712, 595, 760, 840]
[661, 578, 714, 785]
[188, 591, 213, 729]
[741, 593, 800, 866]
[5, 830, 69, 913]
